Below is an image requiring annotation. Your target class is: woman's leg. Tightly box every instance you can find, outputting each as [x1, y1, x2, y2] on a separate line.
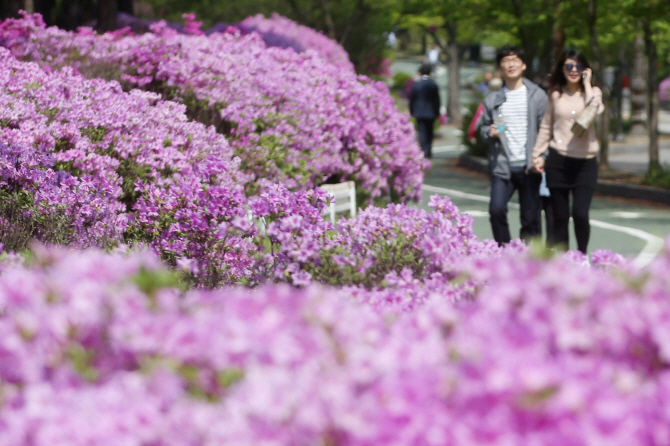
[549, 188, 570, 250]
[572, 185, 596, 254]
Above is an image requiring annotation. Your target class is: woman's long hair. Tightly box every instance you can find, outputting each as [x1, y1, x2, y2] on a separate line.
[548, 49, 592, 97]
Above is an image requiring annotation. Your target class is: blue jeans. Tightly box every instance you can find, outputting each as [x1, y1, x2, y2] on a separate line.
[489, 169, 542, 245]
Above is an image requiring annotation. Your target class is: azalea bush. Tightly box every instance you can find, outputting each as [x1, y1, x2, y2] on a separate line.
[301, 196, 497, 288]
[0, 240, 668, 445]
[0, 43, 487, 290]
[0, 13, 425, 204]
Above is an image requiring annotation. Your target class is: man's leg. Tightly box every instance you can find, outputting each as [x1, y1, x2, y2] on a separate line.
[426, 118, 435, 158]
[417, 119, 431, 158]
[517, 171, 542, 242]
[489, 175, 515, 245]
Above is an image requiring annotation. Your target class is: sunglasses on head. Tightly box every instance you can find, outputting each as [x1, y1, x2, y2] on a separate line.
[564, 63, 584, 72]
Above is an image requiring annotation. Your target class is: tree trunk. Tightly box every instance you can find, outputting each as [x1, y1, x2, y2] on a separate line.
[552, 23, 565, 59]
[520, 38, 538, 81]
[538, 19, 556, 78]
[587, 0, 609, 169]
[58, 0, 95, 30]
[319, 0, 337, 41]
[34, 0, 56, 25]
[612, 44, 626, 141]
[629, 34, 647, 135]
[643, 21, 660, 172]
[118, 0, 133, 14]
[97, 0, 118, 32]
[445, 22, 462, 126]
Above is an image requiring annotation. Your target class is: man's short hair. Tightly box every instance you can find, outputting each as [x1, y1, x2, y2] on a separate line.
[496, 45, 525, 67]
[419, 63, 432, 76]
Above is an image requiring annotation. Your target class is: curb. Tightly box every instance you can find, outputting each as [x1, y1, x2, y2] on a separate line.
[595, 181, 670, 206]
[457, 153, 670, 206]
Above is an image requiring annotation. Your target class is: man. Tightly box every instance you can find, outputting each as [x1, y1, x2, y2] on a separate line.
[409, 63, 441, 159]
[427, 43, 440, 70]
[480, 46, 547, 245]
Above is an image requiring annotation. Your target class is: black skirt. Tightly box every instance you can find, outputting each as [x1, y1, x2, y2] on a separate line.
[545, 148, 598, 189]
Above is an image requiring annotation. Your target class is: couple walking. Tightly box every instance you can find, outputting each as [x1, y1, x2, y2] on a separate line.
[481, 45, 604, 254]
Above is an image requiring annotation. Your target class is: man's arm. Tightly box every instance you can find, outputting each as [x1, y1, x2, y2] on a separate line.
[432, 83, 440, 118]
[409, 84, 417, 117]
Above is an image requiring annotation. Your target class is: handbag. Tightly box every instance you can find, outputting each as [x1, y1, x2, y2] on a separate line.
[570, 97, 599, 137]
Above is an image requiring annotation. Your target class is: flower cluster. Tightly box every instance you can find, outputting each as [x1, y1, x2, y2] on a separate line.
[0, 46, 264, 283]
[299, 195, 500, 311]
[237, 13, 354, 72]
[0, 141, 122, 250]
[1, 240, 669, 444]
[0, 13, 426, 203]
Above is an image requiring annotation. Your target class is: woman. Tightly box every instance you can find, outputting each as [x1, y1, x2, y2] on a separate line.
[531, 49, 604, 254]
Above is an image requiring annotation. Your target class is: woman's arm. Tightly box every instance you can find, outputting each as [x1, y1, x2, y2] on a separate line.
[582, 69, 604, 114]
[583, 68, 595, 102]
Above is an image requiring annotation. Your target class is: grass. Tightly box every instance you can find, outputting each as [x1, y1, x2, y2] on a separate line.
[642, 164, 670, 189]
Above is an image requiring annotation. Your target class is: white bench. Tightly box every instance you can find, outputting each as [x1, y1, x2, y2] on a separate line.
[320, 181, 357, 223]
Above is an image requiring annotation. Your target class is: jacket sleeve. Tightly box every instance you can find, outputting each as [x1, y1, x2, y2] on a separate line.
[479, 98, 493, 144]
[532, 95, 553, 160]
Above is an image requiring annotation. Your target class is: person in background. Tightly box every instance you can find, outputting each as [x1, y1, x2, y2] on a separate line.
[387, 31, 397, 48]
[478, 72, 493, 95]
[468, 102, 485, 144]
[532, 49, 604, 254]
[427, 43, 440, 70]
[409, 63, 441, 159]
[487, 74, 503, 92]
[480, 45, 548, 246]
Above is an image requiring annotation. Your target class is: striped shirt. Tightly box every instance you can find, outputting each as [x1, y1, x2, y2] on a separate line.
[501, 85, 528, 165]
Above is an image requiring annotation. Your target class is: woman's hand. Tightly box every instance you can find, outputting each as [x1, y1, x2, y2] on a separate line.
[582, 68, 593, 86]
[532, 157, 545, 173]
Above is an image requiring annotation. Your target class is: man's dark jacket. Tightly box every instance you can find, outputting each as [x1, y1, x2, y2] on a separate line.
[409, 76, 440, 119]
